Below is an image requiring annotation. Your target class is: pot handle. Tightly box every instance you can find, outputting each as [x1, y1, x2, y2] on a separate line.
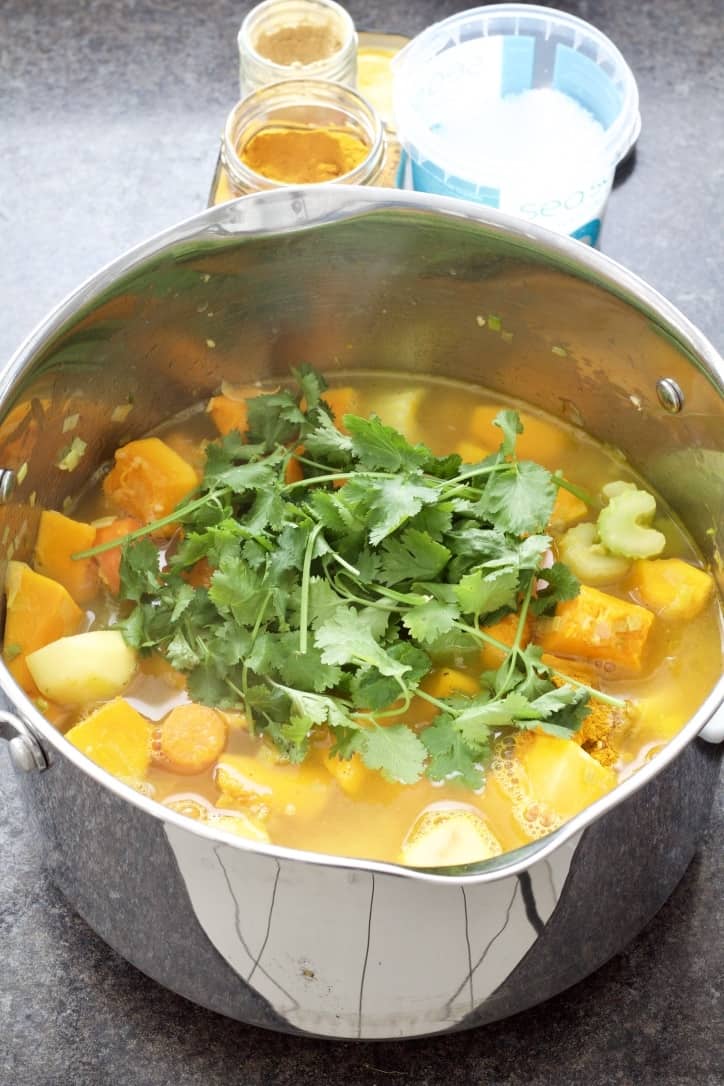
[0, 710, 48, 772]
[699, 714, 724, 744]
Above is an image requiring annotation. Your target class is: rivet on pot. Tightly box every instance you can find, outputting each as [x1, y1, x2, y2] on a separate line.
[656, 378, 684, 413]
[0, 468, 17, 502]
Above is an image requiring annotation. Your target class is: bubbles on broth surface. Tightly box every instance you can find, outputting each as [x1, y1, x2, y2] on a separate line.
[491, 736, 564, 841]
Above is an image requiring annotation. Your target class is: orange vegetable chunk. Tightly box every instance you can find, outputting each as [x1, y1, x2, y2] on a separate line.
[480, 612, 532, 670]
[322, 386, 357, 434]
[155, 704, 228, 775]
[421, 667, 479, 699]
[93, 517, 143, 594]
[33, 510, 99, 605]
[66, 697, 152, 781]
[535, 584, 654, 671]
[3, 561, 84, 693]
[627, 558, 714, 622]
[469, 404, 569, 466]
[208, 394, 248, 437]
[102, 437, 198, 532]
[548, 488, 589, 532]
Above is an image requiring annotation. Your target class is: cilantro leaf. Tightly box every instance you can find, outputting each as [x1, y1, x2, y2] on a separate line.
[355, 724, 427, 784]
[352, 642, 431, 710]
[293, 363, 327, 411]
[302, 412, 353, 464]
[493, 408, 523, 458]
[422, 715, 484, 789]
[246, 389, 306, 449]
[365, 477, 438, 545]
[454, 568, 519, 618]
[530, 562, 580, 615]
[345, 414, 431, 473]
[315, 606, 408, 678]
[378, 528, 451, 586]
[119, 538, 161, 602]
[479, 461, 557, 535]
[402, 599, 459, 644]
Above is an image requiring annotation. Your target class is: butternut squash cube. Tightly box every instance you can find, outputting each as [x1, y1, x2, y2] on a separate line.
[470, 404, 569, 466]
[548, 488, 589, 532]
[401, 806, 502, 867]
[480, 612, 532, 671]
[535, 585, 654, 671]
[4, 561, 84, 693]
[102, 437, 198, 531]
[208, 394, 249, 437]
[66, 697, 152, 781]
[420, 667, 479, 700]
[455, 440, 491, 464]
[33, 510, 99, 605]
[628, 558, 714, 622]
[323, 750, 369, 796]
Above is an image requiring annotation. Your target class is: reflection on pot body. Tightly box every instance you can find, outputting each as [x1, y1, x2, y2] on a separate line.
[0, 188, 721, 1038]
[167, 822, 577, 1037]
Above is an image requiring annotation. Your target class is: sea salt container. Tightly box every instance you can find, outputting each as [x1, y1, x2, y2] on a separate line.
[392, 4, 641, 244]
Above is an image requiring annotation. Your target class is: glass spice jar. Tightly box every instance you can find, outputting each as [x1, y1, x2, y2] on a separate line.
[238, 0, 357, 96]
[208, 79, 388, 204]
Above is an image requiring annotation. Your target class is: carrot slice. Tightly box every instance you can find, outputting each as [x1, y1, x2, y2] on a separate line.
[93, 517, 143, 594]
[155, 704, 228, 775]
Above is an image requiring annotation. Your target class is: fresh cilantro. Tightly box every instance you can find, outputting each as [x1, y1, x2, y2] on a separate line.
[422, 715, 484, 789]
[92, 364, 604, 791]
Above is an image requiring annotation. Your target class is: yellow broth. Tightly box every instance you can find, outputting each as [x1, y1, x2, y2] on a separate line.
[11, 373, 723, 866]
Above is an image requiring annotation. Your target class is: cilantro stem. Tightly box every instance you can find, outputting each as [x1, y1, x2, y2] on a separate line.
[242, 590, 272, 733]
[282, 470, 391, 493]
[498, 577, 535, 695]
[552, 472, 598, 508]
[415, 688, 456, 713]
[326, 548, 361, 577]
[455, 621, 625, 708]
[299, 523, 323, 655]
[72, 490, 214, 558]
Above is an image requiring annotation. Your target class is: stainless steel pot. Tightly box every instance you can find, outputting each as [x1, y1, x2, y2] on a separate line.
[1, 188, 722, 1040]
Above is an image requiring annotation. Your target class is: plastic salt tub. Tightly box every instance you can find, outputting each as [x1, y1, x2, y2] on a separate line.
[392, 4, 641, 244]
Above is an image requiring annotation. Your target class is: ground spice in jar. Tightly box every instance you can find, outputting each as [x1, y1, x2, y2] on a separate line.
[239, 125, 370, 183]
[254, 21, 343, 66]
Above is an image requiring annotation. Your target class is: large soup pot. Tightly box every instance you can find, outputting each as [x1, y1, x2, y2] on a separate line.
[1, 189, 722, 1040]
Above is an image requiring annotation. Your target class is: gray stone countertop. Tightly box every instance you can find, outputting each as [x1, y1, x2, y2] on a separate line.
[1, 1, 722, 1083]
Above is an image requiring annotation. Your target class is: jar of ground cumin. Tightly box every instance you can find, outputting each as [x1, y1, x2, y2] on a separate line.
[208, 79, 389, 203]
[238, 0, 357, 96]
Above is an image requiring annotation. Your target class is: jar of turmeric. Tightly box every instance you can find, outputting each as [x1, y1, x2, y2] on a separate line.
[238, 0, 357, 96]
[208, 79, 388, 203]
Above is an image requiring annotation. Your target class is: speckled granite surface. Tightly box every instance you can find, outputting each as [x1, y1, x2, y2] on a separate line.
[1, 1, 722, 1083]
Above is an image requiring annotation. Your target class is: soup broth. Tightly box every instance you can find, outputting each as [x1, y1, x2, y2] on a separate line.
[6, 371, 721, 867]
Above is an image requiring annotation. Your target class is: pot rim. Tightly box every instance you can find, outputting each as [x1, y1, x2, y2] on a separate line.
[2, 185, 722, 884]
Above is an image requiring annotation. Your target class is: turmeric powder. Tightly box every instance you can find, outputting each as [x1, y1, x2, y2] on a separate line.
[239, 125, 370, 183]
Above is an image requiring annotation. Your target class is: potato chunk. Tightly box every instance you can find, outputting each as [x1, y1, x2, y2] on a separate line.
[628, 558, 714, 621]
[492, 732, 617, 838]
[26, 630, 137, 705]
[33, 510, 99, 605]
[401, 806, 502, 867]
[66, 697, 151, 781]
[102, 437, 198, 531]
[535, 585, 654, 671]
[215, 751, 329, 819]
[155, 704, 227, 775]
[517, 733, 617, 819]
[4, 561, 84, 693]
